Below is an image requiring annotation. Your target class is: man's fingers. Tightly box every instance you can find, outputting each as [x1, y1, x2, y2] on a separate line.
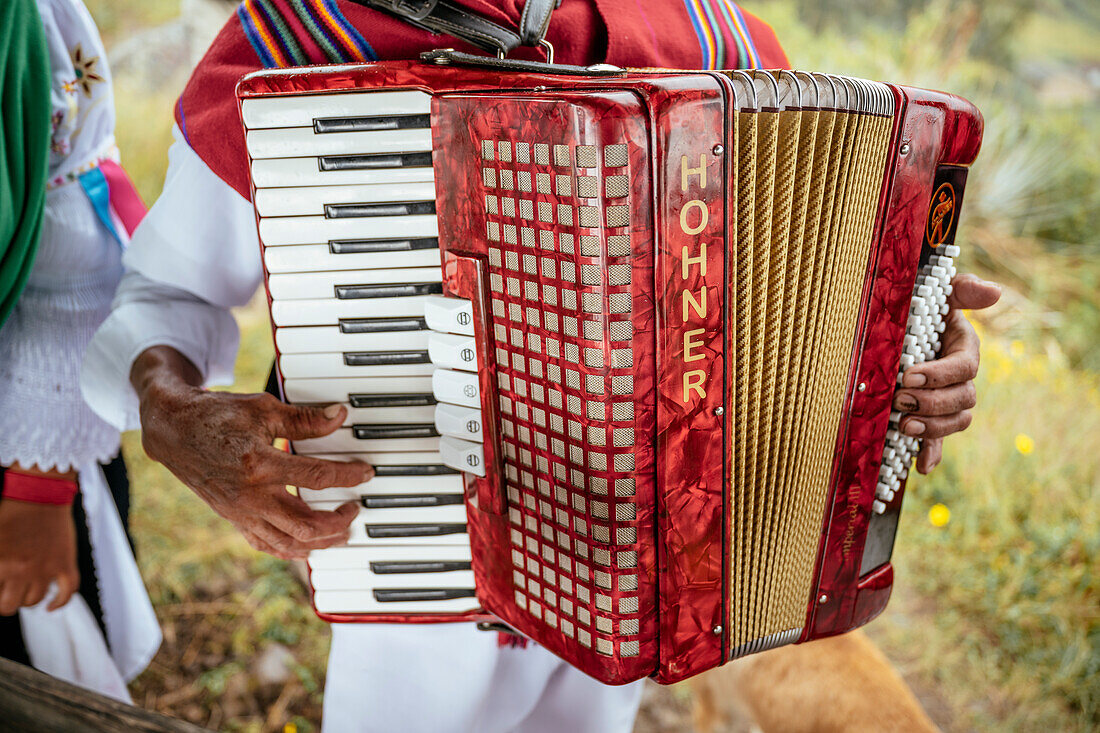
[899, 410, 972, 440]
[264, 451, 374, 490]
[946, 272, 1001, 311]
[263, 398, 346, 441]
[893, 381, 976, 416]
[47, 572, 78, 612]
[242, 522, 311, 560]
[903, 311, 980, 389]
[265, 493, 357, 543]
[0, 580, 25, 616]
[915, 438, 943, 475]
[22, 581, 48, 609]
[241, 527, 302, 560]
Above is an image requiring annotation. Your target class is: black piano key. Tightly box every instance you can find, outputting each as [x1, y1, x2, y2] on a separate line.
[373, 465, 459, 477]
[325, 201, 436, 219]
[369, 560, 472, 574]
[318, 152, 432, 171]
[365, 523, 467, 539]
[372, 588, 477, 603]
[313, 114, 430, 134]
[329, 237, 438, 254]
[362, 494, 463, 509]
[339, 317, 427, 334]
[348, 393, 437, 408]
[343, 351, 430, 367]
[334, 282, 443, 299]
[353, 424, 439, 439]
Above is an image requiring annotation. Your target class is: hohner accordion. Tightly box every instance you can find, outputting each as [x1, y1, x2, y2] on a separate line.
[238, 56, 982, 684]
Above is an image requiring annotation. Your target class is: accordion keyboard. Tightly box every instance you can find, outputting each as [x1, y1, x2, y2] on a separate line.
[242, 90, 482, 616]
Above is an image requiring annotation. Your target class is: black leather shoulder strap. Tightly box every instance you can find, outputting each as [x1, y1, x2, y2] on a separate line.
[349, 0, 557, 57]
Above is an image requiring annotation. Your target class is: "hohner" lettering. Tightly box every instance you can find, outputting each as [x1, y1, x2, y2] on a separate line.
[677, 153, 713, 403]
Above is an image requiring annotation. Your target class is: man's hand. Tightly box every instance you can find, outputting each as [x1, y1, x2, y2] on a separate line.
[893, 273, 1001, 474]
[0, 500, 79, 615]
[132, 346, 372, 559]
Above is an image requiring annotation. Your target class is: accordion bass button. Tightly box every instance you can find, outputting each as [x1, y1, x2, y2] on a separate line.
[427, 332, 479, 372]
[424, 295, 475, 336]
[439, 435, 486, 478]
[435, 403, 483, 441]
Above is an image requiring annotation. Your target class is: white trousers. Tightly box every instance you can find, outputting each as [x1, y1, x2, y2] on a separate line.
[323, 623, 645, 733]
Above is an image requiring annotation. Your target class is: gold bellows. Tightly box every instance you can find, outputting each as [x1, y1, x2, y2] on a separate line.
[720, 72, 894, 655]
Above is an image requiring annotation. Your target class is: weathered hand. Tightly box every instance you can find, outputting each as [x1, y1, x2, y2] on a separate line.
[133, 346, 372, 559]
[0, 500, 79, 614]
[892, 272, 1001, 474]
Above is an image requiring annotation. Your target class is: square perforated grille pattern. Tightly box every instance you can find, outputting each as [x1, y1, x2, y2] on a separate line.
[481, 137, 646, 660]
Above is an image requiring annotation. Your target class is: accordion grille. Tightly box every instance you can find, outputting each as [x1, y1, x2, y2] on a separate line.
[478, 118, 654, 665]
[725, 86, 894, 653]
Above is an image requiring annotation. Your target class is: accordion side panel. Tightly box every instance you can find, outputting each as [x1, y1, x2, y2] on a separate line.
[807, 87, 984, 639]
[433, 90, 661, 684]
[650, 76, 730, 684]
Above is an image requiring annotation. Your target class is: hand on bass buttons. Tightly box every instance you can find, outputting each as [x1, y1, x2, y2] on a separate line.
[892, 273, 1001, 474]
[132, 346, 372, 560]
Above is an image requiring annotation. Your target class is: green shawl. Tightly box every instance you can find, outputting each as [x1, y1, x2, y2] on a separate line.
[0, 0, 51, 328]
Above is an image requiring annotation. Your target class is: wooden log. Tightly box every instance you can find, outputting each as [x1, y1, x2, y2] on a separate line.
[0, 656, 210, 733]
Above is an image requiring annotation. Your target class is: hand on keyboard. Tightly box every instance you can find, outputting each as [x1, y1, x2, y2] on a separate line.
[132, 346, 373, 559]
[892, 273, 1001, 474]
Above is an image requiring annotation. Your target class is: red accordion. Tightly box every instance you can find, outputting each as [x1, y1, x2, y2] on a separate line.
[238, 56, 982, 684]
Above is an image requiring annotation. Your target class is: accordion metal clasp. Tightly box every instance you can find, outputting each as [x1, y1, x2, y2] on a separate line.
[237, 59, 981, 684]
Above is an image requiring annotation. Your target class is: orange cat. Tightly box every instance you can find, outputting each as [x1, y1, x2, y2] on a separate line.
[690, 630, 939, 733]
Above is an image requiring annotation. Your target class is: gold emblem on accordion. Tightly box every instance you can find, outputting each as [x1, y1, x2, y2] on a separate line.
[926, 182, 956, 247]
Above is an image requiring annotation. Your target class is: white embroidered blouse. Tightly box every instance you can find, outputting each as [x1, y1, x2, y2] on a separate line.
[0, 0, 124, 472]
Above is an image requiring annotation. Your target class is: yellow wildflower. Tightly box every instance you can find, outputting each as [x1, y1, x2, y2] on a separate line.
[1010, 339, 1025, 358]
[928, 503, 951, 527]
[284, 724, 298, 733]
[1015, 433, 1035, 455]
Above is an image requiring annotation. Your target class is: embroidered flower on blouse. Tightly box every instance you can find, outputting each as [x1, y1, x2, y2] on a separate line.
[70, 44, 105, 97]
[50, 110, 64, 133]
[63, 79, 78, 94]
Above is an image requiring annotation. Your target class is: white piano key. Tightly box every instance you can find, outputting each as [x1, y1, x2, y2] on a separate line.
[301, 451, 445, 466]
[275, 327, 431, 355]
[321, 503, 467, 528]
[251, 157, 434, 189]
[259, 214, 438, 247]
[247, 127, 432, 160]
[434, 403, 483, 441]
[309, 544, 471, 571]
[242, 91, 431, 129]
[268, 268, 441, 300]
[293, 428, 440, 454]
[872, 500, 887, 515]
[943, 244, 960, 257]
[298, 474, 463, 503]
[427, 332, 479, 372]
[254, 182, 438, 218]
[263, 244, 441, 273]
[313, 590, 479, 614]
[310, 568, 476, 592]
[282, 376, 434, 403]
[271, 295, 432, 327]
[432, 368, 481, 408]
[424, 296, 475, 335]
[343, 404, 437, 425]
[439, 436, 486, 477]
[279, 353, 434, 380]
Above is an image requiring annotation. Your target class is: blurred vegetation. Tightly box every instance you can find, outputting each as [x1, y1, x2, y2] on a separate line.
[92, 0, 1100, 730]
